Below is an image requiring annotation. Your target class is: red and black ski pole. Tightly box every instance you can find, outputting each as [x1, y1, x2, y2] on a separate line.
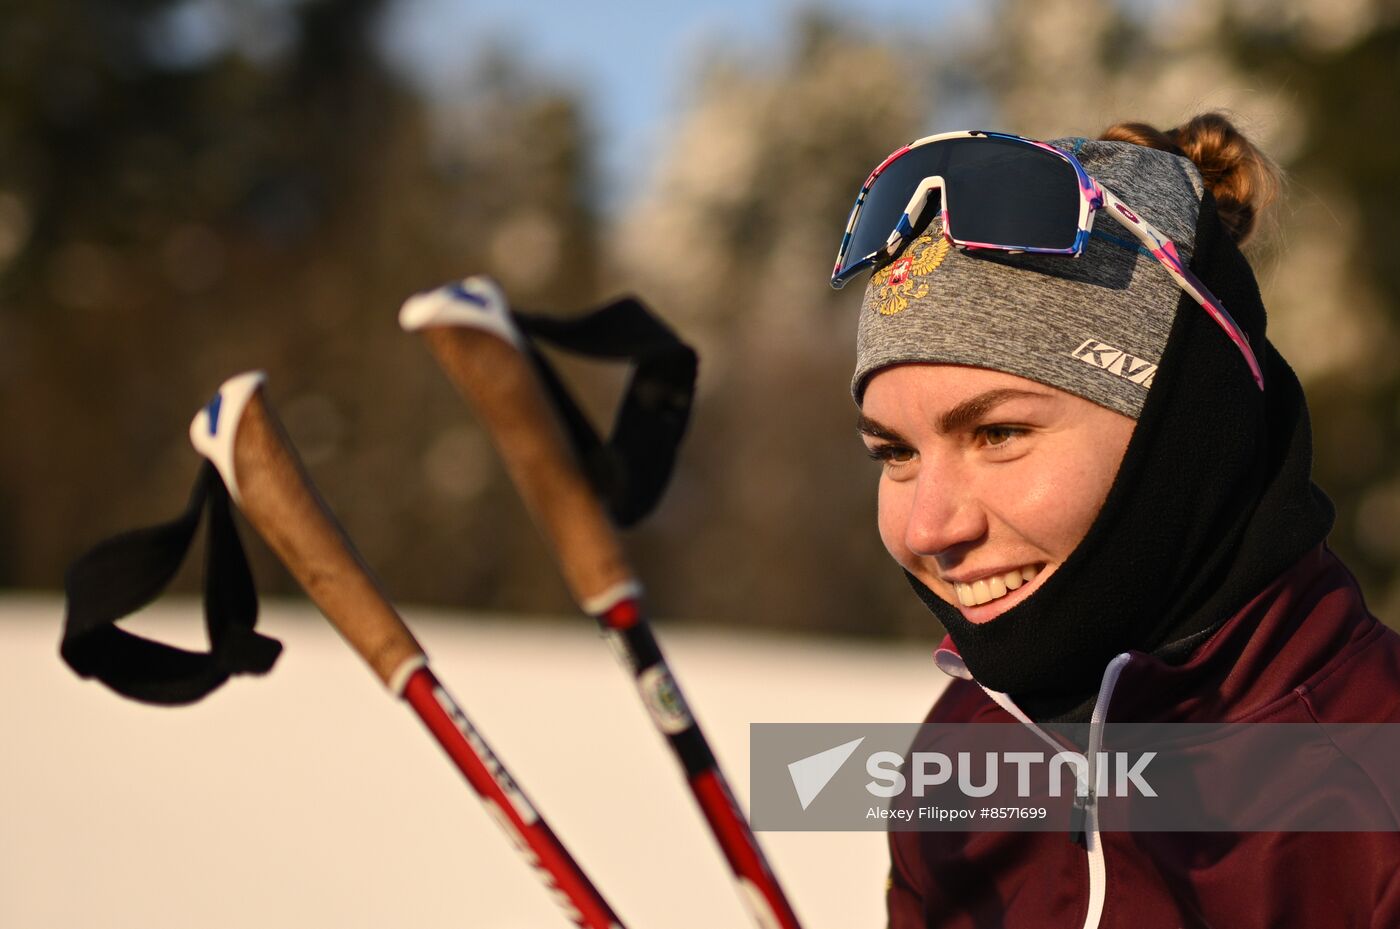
[189, 371, 628, 929]
[402, 277, 806, 929]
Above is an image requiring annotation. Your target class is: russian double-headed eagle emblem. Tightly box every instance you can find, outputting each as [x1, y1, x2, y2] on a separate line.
[869, 232, 951, 316]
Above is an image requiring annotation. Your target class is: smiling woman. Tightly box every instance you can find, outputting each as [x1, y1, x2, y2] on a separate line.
[859, 366, 1134, 623]
[832, 114, 1400, 929]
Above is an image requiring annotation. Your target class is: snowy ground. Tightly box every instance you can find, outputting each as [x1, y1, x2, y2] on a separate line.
[1, 595, 947, 929]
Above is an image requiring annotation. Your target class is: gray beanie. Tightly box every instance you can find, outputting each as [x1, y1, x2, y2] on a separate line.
[851, 138, 1207, 419]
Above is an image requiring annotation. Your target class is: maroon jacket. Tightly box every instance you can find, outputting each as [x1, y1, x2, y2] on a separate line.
[888, 544, 1400, 929]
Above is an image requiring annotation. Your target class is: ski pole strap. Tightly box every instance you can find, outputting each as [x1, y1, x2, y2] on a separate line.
[513, 297, 697, 528]
[61, 460, 282, 705]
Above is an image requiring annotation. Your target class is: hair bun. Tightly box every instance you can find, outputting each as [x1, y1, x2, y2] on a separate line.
[1099, 113, 1280, 245]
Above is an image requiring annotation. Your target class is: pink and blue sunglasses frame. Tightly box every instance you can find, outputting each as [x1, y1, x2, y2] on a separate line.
[831, 130, 1264, 390]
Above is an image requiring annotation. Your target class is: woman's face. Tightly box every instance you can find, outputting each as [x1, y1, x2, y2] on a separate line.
[859, 363, 1136, 624]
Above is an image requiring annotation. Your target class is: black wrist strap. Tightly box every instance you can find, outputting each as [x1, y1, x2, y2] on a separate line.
[515, 296, 697, 527]
[61, 461, 282, 705]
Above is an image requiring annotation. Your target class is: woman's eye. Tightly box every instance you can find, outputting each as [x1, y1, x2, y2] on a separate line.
[866, 443, 914, 464]
[977, 425, 1025, 448]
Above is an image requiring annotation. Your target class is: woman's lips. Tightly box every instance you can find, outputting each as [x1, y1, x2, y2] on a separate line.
[939, 563, 1049, 623]
[952, 564, 1042, 607]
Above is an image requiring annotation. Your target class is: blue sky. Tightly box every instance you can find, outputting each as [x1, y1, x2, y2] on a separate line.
[377, 0, 963, 206]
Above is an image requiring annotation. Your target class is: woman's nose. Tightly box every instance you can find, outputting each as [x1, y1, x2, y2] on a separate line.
[903, 461, 987, 557]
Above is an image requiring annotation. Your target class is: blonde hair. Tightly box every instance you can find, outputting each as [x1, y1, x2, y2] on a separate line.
[1099, 113, 1281, 246]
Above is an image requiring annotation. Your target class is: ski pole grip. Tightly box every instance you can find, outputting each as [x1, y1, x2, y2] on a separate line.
[401, 278, 637, 611]
[190, 372, 426, 692]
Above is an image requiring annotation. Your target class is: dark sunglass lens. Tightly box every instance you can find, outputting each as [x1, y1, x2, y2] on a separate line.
[945, 140, 1080, 249]
[843, 143, 955, 273]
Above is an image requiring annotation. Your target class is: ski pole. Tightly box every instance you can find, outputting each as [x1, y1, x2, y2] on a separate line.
[189, 371, 628, 929]
[401, 278, 805, 929]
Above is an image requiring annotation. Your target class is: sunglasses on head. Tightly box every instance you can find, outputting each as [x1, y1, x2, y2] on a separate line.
[831, 130, 1263, 390]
